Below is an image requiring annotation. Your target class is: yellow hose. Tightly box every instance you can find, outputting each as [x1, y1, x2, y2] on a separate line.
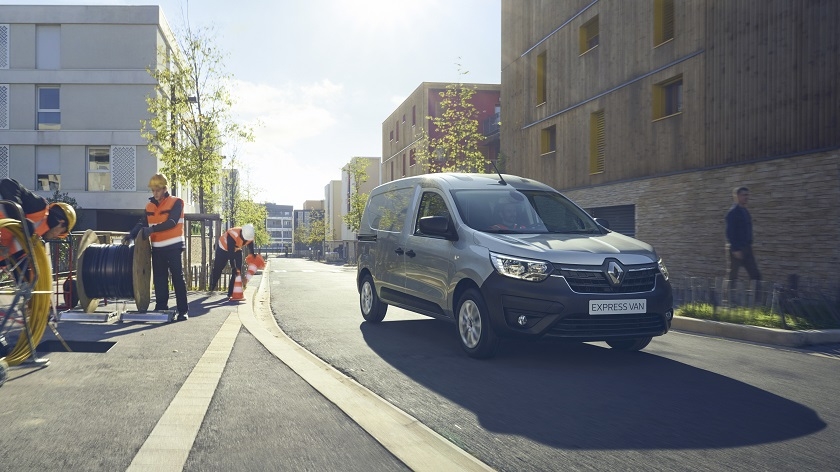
[0, 219, 52, 366]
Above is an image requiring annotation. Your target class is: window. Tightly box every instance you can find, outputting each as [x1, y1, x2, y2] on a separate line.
[402, 153, 406, 177]
[395, 120, 399, 142]
[580, 16, 599, 54]
[36, 146, 60, 191]
[88, 146, 110, 191]
[412, 105, 416, 126]
[653, 75, 683, 119]
[390, 130, 394, 141]
[36, 25, 60, 70]
[654, 0, 675, 46]
[540, 125, 556, 155]
[589, 110, 605, 174]
[536, 51, 547, 105]
[37, 86, 60, 130]
[409, 149, 416, 167]
[414, 192, 450, 236]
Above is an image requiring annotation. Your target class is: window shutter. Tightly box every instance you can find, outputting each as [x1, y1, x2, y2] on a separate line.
[0, 25, 8, 69]
[0, 84, 8, 129]
[111, 145, 136, 191]
[589, 110, 605, 174]
[0, 145, 9, 179]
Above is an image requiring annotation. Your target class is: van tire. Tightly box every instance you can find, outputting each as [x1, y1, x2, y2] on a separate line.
[456, 288, 499, 359]
[606, 337, 652, 351]
[360, 275, 387, 322]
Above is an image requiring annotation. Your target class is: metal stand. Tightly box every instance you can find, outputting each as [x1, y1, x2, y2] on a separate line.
[120, 308, 175, 324]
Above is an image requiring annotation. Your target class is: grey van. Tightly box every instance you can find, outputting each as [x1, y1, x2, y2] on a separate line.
[356, 173, 673, 358]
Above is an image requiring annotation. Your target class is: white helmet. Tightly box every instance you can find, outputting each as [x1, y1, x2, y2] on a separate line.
[241, 224, 255, 241]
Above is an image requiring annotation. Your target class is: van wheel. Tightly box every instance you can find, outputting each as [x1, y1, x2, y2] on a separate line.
[456, 288, 499, 359]
[606, 337, 652, 351]
[360, 275, 387, 322]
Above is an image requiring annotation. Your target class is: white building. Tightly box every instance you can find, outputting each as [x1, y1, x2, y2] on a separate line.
[0, 5, 193, 231]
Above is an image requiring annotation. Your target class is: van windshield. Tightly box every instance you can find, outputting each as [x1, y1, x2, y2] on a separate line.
[451, 189, 602, 234]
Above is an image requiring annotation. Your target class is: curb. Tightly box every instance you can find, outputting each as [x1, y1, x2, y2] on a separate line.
[671, 316, 840, 347]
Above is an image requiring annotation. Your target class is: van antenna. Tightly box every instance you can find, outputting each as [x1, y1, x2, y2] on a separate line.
[491, 161, 507, 185]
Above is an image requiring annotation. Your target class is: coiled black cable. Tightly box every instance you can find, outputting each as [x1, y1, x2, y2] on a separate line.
[80, 243, 135, 298]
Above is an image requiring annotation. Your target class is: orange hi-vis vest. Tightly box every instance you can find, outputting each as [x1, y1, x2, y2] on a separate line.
[145, 194, 184, 248]
[0, 203, 49, 253]
[218, 227, 246, 252]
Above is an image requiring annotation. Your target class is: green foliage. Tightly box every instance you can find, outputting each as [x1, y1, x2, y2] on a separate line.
[141, 24, 253, 214]
[235, 198, 269, 247]
[676, 303, 840, 330]
[48, 189, 78, 208]
[414, 64, 490, 174]
[342, 157, 370, 233]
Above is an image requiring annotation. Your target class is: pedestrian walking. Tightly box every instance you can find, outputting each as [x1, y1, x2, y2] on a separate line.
[209, 224, 256, 297]
[725, 186, 761, 285]
[125, 173, 189, 321]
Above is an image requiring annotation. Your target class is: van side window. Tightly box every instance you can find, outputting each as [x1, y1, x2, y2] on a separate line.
[414, 192, 450, 235]
[365, 188, 413, 232]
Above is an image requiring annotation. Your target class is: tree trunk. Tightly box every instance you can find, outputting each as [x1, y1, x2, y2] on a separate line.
[199, 185, 207, 290]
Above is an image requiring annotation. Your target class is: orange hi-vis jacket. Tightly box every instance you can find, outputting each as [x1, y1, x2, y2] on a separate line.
[0, 202, 49, 253]
[146, 194, 184, 248]
[217, 227, 247, 252]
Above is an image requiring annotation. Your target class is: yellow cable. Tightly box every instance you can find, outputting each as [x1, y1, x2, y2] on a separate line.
[0, 220, 52, 366]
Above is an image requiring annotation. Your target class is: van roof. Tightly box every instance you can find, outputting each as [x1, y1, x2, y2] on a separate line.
[372, 172, 556, 193]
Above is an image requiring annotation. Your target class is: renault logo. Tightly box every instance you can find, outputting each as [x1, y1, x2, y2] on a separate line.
[606, 261, 624, 286]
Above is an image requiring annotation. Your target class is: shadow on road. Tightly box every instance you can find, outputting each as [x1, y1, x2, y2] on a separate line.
[360, 318, 826, 450]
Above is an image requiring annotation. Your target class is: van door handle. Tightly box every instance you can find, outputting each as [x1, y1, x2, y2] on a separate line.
[405, 250, 416, 258]
[395, 248, 404, 255]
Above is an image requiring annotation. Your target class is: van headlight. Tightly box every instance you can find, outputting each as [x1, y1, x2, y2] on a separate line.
[490, 253, 553, 282]
[658, 258, 670, 281]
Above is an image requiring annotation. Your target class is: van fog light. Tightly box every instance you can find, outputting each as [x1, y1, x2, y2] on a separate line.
[517, 315, 528, 326]
[665, 310, 673, 320]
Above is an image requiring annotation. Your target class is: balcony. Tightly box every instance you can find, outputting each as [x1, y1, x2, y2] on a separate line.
[483, 112, 500, 136]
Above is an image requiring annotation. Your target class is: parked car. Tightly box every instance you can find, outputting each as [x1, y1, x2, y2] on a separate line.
[356, 173, 673, 358]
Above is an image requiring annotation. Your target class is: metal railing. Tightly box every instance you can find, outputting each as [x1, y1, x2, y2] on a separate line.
[671, 276, 840, 329]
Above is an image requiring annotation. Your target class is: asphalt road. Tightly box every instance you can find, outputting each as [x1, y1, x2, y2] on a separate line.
[269, 257, 840, 472]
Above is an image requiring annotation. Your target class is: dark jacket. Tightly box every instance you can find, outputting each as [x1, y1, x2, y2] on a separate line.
[725, 204, 753, 251]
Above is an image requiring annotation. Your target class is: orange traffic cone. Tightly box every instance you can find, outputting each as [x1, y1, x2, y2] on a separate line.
[230, 271, 245, 302]
[245, 259, 258, 286]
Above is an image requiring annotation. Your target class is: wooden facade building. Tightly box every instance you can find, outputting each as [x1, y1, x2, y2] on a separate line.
[501, 0, 840, 290]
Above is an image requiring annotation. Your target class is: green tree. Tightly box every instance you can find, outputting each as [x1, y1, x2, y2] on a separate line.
[142, 24, 253, 289]
[414, 65, 489, 174]
[342, 157, 371, 233]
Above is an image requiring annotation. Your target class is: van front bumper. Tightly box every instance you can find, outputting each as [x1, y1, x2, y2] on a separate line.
[479, 272, 673, 341]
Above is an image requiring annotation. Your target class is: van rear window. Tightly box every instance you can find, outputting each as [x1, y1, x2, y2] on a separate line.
[364, 188, 413, 232]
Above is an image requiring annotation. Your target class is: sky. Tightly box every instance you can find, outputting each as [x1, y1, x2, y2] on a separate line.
[16, 0, 502, 208]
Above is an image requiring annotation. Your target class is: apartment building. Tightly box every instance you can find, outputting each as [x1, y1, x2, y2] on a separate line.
[382, 82, 501, 183]
[501, 0, 840, 289]
[0, 5, 191, 231]
[264, 202, 292, 250]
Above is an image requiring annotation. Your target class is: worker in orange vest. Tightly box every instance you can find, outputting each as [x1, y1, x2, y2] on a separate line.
[125, 174, 189, 321]
[0, 178, 76, 267]
[208, 224, 255, 298]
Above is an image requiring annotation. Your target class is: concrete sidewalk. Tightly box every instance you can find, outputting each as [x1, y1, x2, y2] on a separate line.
[0, 265, 491, 472]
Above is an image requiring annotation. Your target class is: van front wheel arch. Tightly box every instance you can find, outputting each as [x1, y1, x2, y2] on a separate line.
[360, 275, 388, 322]
[456, 288, 499, 359]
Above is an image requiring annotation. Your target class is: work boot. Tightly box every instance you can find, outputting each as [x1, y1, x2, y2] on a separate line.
[176, 312, 189, 322]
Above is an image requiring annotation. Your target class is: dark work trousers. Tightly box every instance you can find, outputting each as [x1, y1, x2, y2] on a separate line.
[209, 247, 242, 297]
[151, 244, 189, 315]
[728, 245, 761, 287]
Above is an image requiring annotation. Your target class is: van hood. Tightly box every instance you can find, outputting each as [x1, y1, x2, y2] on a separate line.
[472, 230, 659, 266]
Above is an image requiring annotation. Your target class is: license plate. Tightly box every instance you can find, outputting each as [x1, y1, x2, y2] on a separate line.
[589, 299, 647, 315]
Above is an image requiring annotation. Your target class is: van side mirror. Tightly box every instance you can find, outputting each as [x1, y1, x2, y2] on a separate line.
[594, 217, 611, 230]
[418, 216, 458, 240]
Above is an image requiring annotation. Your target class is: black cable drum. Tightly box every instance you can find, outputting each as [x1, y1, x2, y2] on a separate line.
[80, 243, 135, 299]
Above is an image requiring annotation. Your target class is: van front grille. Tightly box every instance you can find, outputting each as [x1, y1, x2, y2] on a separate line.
[549, 313, 667, 339]
[556, 265, 657, 294]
